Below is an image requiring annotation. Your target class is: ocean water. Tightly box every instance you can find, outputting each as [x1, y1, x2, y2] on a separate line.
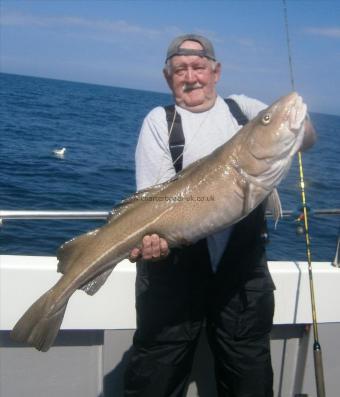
[0, 73, 339, 262]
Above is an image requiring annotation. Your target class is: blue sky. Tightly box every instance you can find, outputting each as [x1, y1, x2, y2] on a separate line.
[1, 0, 340, 115]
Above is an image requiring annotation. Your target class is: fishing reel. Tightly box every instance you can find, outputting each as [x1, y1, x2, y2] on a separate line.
[293, 206, 311, 235]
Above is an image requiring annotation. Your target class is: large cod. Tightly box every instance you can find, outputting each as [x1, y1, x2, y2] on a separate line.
[11, 92, 307, 351]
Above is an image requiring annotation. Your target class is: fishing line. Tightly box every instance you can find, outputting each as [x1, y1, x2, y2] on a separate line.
[282, 1, 326, 396]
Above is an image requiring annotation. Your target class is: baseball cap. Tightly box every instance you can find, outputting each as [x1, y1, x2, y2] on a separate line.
[165, 34, 216, 62]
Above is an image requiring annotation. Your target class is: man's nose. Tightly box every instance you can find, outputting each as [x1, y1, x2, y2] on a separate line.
[185, 68, 196, 82]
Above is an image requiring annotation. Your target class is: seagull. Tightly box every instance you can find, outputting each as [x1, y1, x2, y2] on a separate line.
[53, 147, 66, 157]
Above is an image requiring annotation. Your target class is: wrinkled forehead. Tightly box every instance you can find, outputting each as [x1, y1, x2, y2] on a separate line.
[170, 55, 211, 70]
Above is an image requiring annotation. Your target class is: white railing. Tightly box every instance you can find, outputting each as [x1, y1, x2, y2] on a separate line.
[1, 208, 339, 222]
[0, 210, 109, 221]
[1, 209, 339, 266]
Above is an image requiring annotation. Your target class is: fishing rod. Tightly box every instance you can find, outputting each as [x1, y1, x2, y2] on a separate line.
[282, 1, 326, 396]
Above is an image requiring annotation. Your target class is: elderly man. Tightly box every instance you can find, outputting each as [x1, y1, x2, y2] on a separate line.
[124, 34, 315, 397]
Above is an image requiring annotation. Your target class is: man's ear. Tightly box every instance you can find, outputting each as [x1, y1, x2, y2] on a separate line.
[214, 62, 221, 83]
[163, 68, 173, 90]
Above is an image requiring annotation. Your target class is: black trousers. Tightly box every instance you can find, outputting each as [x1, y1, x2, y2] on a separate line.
[123, 237, 275, 397]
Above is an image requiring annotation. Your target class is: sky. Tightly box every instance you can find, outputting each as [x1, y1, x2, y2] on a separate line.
[1, 0, 340, 115]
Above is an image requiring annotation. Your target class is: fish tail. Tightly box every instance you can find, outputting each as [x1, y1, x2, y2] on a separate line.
[11, 291, 68, 352]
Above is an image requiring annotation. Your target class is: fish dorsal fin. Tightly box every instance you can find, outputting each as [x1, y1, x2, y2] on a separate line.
[108, 180, 175, 223]
[265, 188, 282, 228]
[80, 268, 113, 296]
[108, 157, 205, 224]
[107, 199, 138, 223]
[176, 156, 205, 178]
[57, 228, 100, 275]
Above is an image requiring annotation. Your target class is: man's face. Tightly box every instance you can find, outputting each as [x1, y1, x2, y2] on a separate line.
[164, 40, 221, 112]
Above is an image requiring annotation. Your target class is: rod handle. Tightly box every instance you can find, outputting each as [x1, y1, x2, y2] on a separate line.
[313, 343, 326, 397]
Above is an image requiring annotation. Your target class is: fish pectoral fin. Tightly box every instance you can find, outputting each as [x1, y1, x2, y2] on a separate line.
[243, 182, 264, 214]
[80, 268, 113, 296]
[57, 228, 100, 274]
[265, 188, 282, 228]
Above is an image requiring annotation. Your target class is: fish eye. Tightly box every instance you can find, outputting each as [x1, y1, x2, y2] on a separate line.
[262, 113, 271, 125]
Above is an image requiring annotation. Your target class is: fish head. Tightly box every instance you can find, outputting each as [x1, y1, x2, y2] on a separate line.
[247, 92, 307, 162]
[235, 92, 307, 191]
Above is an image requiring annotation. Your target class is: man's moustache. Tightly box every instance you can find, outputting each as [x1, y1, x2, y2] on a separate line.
[182, 83, 203, 93]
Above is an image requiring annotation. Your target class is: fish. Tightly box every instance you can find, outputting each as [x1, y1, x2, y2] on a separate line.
[11, 92, 307, 351]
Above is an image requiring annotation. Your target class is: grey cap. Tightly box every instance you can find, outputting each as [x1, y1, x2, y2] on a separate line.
[165, 34, 216, 62]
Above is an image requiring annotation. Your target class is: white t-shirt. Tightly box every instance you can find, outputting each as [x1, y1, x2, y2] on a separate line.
[135, 94, 267, 270]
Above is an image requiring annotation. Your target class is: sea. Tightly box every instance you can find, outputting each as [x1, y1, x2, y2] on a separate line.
[1, 72, 339, 262]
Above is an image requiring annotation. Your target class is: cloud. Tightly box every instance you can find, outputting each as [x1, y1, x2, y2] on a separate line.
[1, 11, 167, 40]
[304, 27, 340, 39]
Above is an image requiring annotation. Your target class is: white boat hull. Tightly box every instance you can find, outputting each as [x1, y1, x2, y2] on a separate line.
[1, 255, 340, 396]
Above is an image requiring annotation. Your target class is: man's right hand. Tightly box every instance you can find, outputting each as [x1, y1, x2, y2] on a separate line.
[129, 234, 169, 262]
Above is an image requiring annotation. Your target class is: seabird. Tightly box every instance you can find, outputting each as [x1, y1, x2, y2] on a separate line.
[53, 148, 66, 157]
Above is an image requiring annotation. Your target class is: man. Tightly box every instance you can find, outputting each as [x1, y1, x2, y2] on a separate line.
[124, 34, 316, 397]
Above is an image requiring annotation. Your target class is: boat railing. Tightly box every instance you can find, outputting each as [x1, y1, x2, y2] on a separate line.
[1, 208, 340, 222]
[1, 209, 339, 266]
[0, 210, 110, 222]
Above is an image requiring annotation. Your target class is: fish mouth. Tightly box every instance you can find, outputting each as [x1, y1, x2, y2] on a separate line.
[285, 93, 307, 155]
[288, 94, 307, 132]
[267, 92, 307, 160]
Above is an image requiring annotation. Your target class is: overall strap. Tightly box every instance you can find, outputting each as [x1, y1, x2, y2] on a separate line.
[164, 99, 249, 173]
[224, 98, 249, 126]
[223, 98, 268, 244]
[164, 105, 185, 173]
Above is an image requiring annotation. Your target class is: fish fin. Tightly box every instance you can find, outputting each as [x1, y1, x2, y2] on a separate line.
[11, 291, 68, 352]
[57, 228, 100, 274]
[108, 182, 172, 223]
[176, 157, 205, 179]
[266, 188, 282, 228]
[108, 163, 200, 224]
[108, 198, 137, 223]
[80, 268, 113, 295]
[243, 182, 263, 214]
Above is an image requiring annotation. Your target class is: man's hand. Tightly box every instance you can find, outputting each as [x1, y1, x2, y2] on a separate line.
[129, 234, 170, 262]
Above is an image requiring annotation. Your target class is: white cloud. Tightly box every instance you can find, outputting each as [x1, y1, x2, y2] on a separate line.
[1, 11, 167, 39]
[304, 27, 340, 39]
